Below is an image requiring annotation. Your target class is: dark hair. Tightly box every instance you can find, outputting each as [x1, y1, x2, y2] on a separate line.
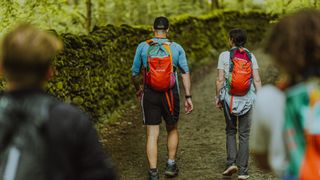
[153, 16, 169, 30]
[229, 28, 247, 47]
[265, 9, 320, 83]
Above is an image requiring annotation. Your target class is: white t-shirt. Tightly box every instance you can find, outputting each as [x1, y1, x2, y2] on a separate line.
[250, 85, 287, 176]
[217, 49, 259, 115]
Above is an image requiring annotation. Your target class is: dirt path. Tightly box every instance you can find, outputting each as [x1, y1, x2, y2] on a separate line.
[101, 50, 277, 180]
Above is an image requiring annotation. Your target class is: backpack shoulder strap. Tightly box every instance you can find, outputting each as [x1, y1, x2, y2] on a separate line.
[229, 48, 237, 60]
[162, 42, 173, 58]
[243, 49, 253, 72]
[0, 94, 58, 151]
[31, 95, 59, 126]
[146, 39, 155, 56]
[146, 39, 153, 45]
[229, 48, 237, 72]
[162, 41, 172, 53]
[161, 42, 174, 72]
[146, 39, 160, 46]
[161, 40, 172, 52]
[244, 49, 252, 61]
[162, 41, 172, 46]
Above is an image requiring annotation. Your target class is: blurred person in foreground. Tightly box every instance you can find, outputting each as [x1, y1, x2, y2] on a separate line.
[0, 24, 116, 180]
[251, 9, 320, 179]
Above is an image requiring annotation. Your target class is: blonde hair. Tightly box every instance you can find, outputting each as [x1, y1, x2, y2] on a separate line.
[1, 24, 63, 86]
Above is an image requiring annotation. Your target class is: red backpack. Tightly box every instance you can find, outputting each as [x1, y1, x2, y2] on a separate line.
[226, 48, 253, 96]
[144, 39, 176, 92]
[143, 39, 176, 115]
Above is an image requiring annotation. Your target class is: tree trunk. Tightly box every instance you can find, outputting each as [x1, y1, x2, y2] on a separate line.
[192, 0, 197, 5]
[211, 0, 220, 10]
[86, 0, 92, 33]
[282, 0, 293, 14]
[199, 0, 205, 9]
[238, 0, 245, 10]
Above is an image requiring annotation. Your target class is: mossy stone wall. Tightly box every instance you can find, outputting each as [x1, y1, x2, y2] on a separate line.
[47, 10, 276, 121]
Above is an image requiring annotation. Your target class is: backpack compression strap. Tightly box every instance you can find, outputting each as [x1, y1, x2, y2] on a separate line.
[0, 95, 58, 150]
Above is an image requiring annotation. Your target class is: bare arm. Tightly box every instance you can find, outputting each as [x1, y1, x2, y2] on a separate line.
[132, 75, 143, 99]
[132, 75, 142, 92]
[181, 73, 193, 114]
[131, 43, 144, 98]
[253, 69, 262, 92]
[215, 69, 225, 97]
[215, 69, 225, 108]
[181, 73, 191, 96]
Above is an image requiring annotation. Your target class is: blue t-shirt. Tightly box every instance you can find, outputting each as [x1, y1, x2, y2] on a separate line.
[131, 38, 189, 76]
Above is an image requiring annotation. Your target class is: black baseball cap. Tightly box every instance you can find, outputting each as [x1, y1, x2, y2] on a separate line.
[153, 16, 169, 30]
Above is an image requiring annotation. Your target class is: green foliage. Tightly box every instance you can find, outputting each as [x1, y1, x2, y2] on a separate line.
[46, 10, 275, 121]
[0, 0, 316, 37]
[96, 0, 212, 26]
[221, 0, 319, 13]
[263, 0, 319, 14]
[0, 0, 87, 35]
[0, 0, 214, 36]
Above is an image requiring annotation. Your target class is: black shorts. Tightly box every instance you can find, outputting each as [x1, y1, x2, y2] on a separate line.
[141, 86, 180, 125]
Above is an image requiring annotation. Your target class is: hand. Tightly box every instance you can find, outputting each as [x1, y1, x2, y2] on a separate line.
[185, 98, 193, 114]
[215, 98, 222, 110]
[136, 89, 143, 101]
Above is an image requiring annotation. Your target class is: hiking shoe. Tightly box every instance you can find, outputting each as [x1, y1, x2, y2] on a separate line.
[238, 173, 250, 180]
[164, 162, 179, 178]
[148, 169, 159, 180]
[222, 164, 238, 176]
[238, 171, 249, 180]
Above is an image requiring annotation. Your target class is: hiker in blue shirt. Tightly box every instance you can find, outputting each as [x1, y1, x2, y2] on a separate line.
[131, 16, 193, 180]
[132, 39, 189, 76]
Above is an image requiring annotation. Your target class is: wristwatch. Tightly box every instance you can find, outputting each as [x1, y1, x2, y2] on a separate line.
[185, 95, 192, 99]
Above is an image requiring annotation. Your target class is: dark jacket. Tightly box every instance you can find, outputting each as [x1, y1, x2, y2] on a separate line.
[1, 89, 117, 180]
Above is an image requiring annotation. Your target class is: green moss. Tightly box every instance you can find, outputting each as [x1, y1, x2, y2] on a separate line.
[56, 82, 63, 90]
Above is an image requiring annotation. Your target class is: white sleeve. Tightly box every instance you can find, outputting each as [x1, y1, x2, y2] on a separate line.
[217, 52, 227, 70]
[251, 53, 259, 69]
[250, 92, 269, 153]
[250, 85, 287, 176]
[267, 89, 287, 176]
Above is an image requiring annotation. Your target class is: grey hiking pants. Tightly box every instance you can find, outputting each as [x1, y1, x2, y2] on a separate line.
[222, 102, 251, 173]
